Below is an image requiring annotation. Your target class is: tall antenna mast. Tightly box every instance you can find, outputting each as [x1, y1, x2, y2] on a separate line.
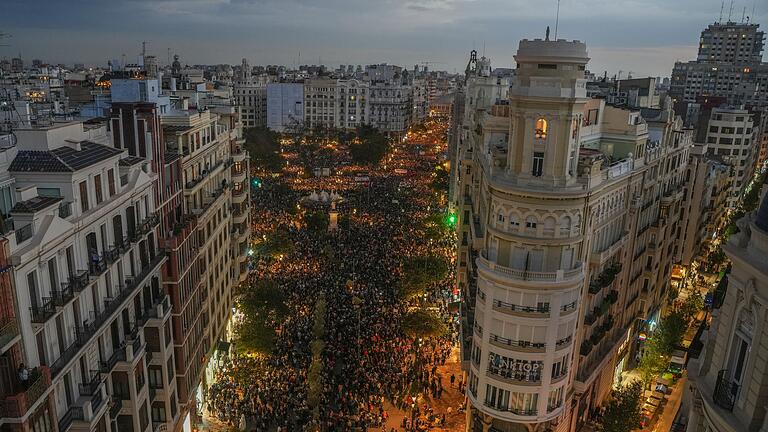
[728, 0, 734, 22]
[554, 0, 561, 40]
[719, 1, 724, 23]
[753, 0, 757, 21]
[742, 7, 746, 22]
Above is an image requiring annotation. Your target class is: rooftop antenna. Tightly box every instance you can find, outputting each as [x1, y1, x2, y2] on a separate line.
[142, 41, 146, 58]
[554, 0, 561, 40]
[719, 1, 724, 22]
[742, 6, 746, 22]
[728, 0, 734, 22]
[752, 0, 757, 22]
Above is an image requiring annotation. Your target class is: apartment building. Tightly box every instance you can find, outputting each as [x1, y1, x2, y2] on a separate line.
[233, 79, 268, 128]
[703, 108, 758, 208]
[670, 22, 768, 110]
[685, 182, 768, 432]
[266, 83, 304, 132]
[453, 38, 690, 432]
[4, 120, 169, 432]
[303, 77, 338, 130]
[159, 106, 250, 430]
[678, 142, 732, 266]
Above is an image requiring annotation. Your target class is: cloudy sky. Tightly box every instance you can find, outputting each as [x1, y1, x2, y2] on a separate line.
[2, 0, 766, 77]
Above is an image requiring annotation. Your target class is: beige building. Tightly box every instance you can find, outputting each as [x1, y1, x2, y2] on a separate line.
[678, 142, 732, 266]
[685, 183, 768, 432]
[703, 108, 759, 208]
[454, 37, 690, 432]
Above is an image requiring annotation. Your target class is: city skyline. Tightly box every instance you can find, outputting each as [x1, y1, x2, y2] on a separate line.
[3, 0, 767, 77]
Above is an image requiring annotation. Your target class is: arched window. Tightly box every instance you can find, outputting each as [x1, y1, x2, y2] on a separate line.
[535, 118, 548, 139]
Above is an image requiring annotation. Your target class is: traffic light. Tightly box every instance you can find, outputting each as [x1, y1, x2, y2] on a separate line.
[446, 212, 457, 226]
[252, 178, 262, 188]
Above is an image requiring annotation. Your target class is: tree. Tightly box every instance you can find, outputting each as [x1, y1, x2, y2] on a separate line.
[304, 211, 329, 233]
[243, 127, 284, 171]
[350, 125, 390, 166]
[598, 380, 643, 432]
[650, 311, 687, 357]
[233, 280, 288, 355]
[679, 290, 704, 322]
[255, 228, 295, 259]
[637, 347, 667, 390]
[399, 255, 450, 299]
[430, 164, 450, 192]
[401, 309, 448, 339]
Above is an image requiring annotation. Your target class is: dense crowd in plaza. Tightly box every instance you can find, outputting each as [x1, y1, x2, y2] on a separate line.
[205, 122, 462, 431]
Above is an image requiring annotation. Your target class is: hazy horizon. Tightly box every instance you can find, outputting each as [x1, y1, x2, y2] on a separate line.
[3, 0, 767, 78]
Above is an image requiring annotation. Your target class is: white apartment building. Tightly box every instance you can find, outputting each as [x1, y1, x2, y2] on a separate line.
[266, 83, 304, 132]
[455, 38, 690, 432]
[7, 121, 172, 432]
[704, 107, 758, 208]
[685, 183, 768, 432]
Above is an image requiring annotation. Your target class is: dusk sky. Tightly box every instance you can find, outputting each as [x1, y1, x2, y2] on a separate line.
[3, 0, 766, 78]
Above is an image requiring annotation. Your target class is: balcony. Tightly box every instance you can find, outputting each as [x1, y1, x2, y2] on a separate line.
[713, 369, 738, 411]
[489, 334, 546, 353]
[50, 253, 165, 378]
[51, 285, 75, 307]
[477, 254, 583, 284]
[79, 371, 102, 397]
[15, 224, 34, 243]
[590, 232, 628, 265]
[30, 298, 56, 323]
[492, 299, 550, 317]
[58, 406, 84, 432]
[109, 397, 123, 418]
[1, 367, 52, 418]
[560, 301, 578, 314]
[482, 401, 537, 417]
[588, 263, 622, 294]
[100, 345, 126, 373]
[0, 318, 20, 349]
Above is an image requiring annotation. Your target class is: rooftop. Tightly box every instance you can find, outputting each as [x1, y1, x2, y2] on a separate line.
[11, 195, 63, 214]
[10, 141, 123, 173]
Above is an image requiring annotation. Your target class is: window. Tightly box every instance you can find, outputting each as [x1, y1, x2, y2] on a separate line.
[107, 169, 116, 196]
[535, 118, 548, 139]
[538, 63, 557, 70]
[526, 216, 537, 229]
[79, 181, 89, 212]
[149, 366, 163, 388]
[152, 403, 167, 422]
[94, 174, 103, 205]
[485, 384, 510, 411]
[532, 152, 544, 177]
[37, 188, 61, 197]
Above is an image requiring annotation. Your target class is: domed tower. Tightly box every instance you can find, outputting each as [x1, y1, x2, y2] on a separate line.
[466, 38, 591, 432]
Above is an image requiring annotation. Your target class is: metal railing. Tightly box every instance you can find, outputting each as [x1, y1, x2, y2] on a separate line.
[493, 299, 549, 314]
[30, 299, 56, 323]
[15, 224, 34, 243]
[0, 318, 20, 347]
[58, 406, 84, 432]
[50, 253, 165, 378]
[100, 345, 126, 373]
[78, 371, 101, 396]
[109, 397, 123, 418]
[489, 334, 546, 350]
[713, 369, 738, 411]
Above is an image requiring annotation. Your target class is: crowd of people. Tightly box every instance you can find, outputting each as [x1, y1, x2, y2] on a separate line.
[205, 123, 461, 431]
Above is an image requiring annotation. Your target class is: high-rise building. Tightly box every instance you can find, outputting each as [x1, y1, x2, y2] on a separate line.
[701, 107, 759, 207]
[685, 181, 768, 432]
[454, 37, 690, 432]
[233, 78, 268, 128]
[670, 22, 768, 110]
[696, 22, 765, 64]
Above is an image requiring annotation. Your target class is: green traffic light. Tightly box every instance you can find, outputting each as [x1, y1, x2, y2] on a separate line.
[447, 213, 457, 225]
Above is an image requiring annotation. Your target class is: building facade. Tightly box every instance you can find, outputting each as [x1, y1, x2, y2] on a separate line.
[454, 38, 690, 432]
[685, 184, 768, 432]
[266, 83, 304, 132]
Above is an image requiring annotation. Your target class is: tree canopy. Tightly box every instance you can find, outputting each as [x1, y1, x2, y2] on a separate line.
[598, 380, 643, 432]
[234, 280, 288, 355]
[350, 125, 390, 166]
[399, 255, 450, 299]
[243, 127, 284, 171]
[401, 309, 448, 339]
[255, 228, 295, 259]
